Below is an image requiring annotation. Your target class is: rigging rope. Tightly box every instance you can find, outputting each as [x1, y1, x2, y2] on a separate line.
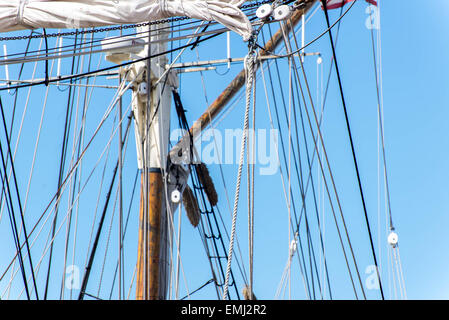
[173, 89, 242, 299]
[290, 28, 365, 299]
[78, 114, 133, 300]
[321, 0, 384, 299]
[222, 46, 256, 300]
[0, 95, 39, 299]
[180, 279, 215, 300]
[0, 34, 40, 300]
[3, 80, 135, 298]
[0, 32, 224, 92]
[259, 58, 312, 299]
[258, 27, 315, 298]
[258, 25, 327, 299]
[43, 31, 79, 299]
[366, 0, 406, 299]
[0, 94, 135, 290]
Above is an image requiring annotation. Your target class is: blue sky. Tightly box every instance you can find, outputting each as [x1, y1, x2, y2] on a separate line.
[378, 0, 449, 299]
[0, 0, 449, 300]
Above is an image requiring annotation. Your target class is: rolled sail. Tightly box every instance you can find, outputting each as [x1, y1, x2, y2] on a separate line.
[0, 0, 253, 40]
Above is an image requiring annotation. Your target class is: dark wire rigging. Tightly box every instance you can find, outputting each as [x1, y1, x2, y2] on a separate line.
[320, 0, 385, 299]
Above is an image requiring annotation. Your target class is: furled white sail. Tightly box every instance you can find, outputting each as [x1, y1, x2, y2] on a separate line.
[0, 0, 253, 40]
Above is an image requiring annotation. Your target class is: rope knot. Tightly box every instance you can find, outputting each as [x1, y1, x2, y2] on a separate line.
[246, 31, 258, 54]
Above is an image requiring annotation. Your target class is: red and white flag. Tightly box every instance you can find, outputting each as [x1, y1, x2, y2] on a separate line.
[324, 0, 377, 10]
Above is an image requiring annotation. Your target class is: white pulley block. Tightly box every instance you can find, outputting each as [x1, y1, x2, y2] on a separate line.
[273, 5, 292, 21]
[171, 189, 181, 203]
[256, 4, 273, 20]
[138, 82, 148, 99]
[387, 231, 398, 247]
[289, 239, 297, 255]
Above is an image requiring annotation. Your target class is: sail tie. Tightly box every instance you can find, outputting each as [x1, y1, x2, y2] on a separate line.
[16, 0, 27, 27]
[15, 0, 42, 29]
[159, 0, 169, 17]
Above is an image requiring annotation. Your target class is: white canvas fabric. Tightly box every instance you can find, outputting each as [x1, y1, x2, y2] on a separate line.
[0, 0, 253, 40]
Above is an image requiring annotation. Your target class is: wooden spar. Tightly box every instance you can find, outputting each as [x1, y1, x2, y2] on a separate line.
[136, 171, 164, 300]
[169, 0, 318, 159]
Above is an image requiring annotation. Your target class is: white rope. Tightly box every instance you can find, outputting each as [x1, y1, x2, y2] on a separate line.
[196, 48, 250, 286]
[246, 53, 256, 299]
[222, 49, 255, 300]
[389, 246, 398, 299]
[395, 246, 407, 299]
[275, 236, 298, 300]
[259, 58, 310, 299]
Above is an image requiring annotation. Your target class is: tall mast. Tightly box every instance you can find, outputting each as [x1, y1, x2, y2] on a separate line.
[132, 24, 176, 300]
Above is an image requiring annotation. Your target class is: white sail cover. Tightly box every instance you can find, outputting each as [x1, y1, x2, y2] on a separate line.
[0, 0, 253, 40]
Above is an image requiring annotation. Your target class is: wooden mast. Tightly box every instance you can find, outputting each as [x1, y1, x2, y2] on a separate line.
[136, 170, 164, 300]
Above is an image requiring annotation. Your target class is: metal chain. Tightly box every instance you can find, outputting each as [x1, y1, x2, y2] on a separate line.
[0, 18, 186, 42]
